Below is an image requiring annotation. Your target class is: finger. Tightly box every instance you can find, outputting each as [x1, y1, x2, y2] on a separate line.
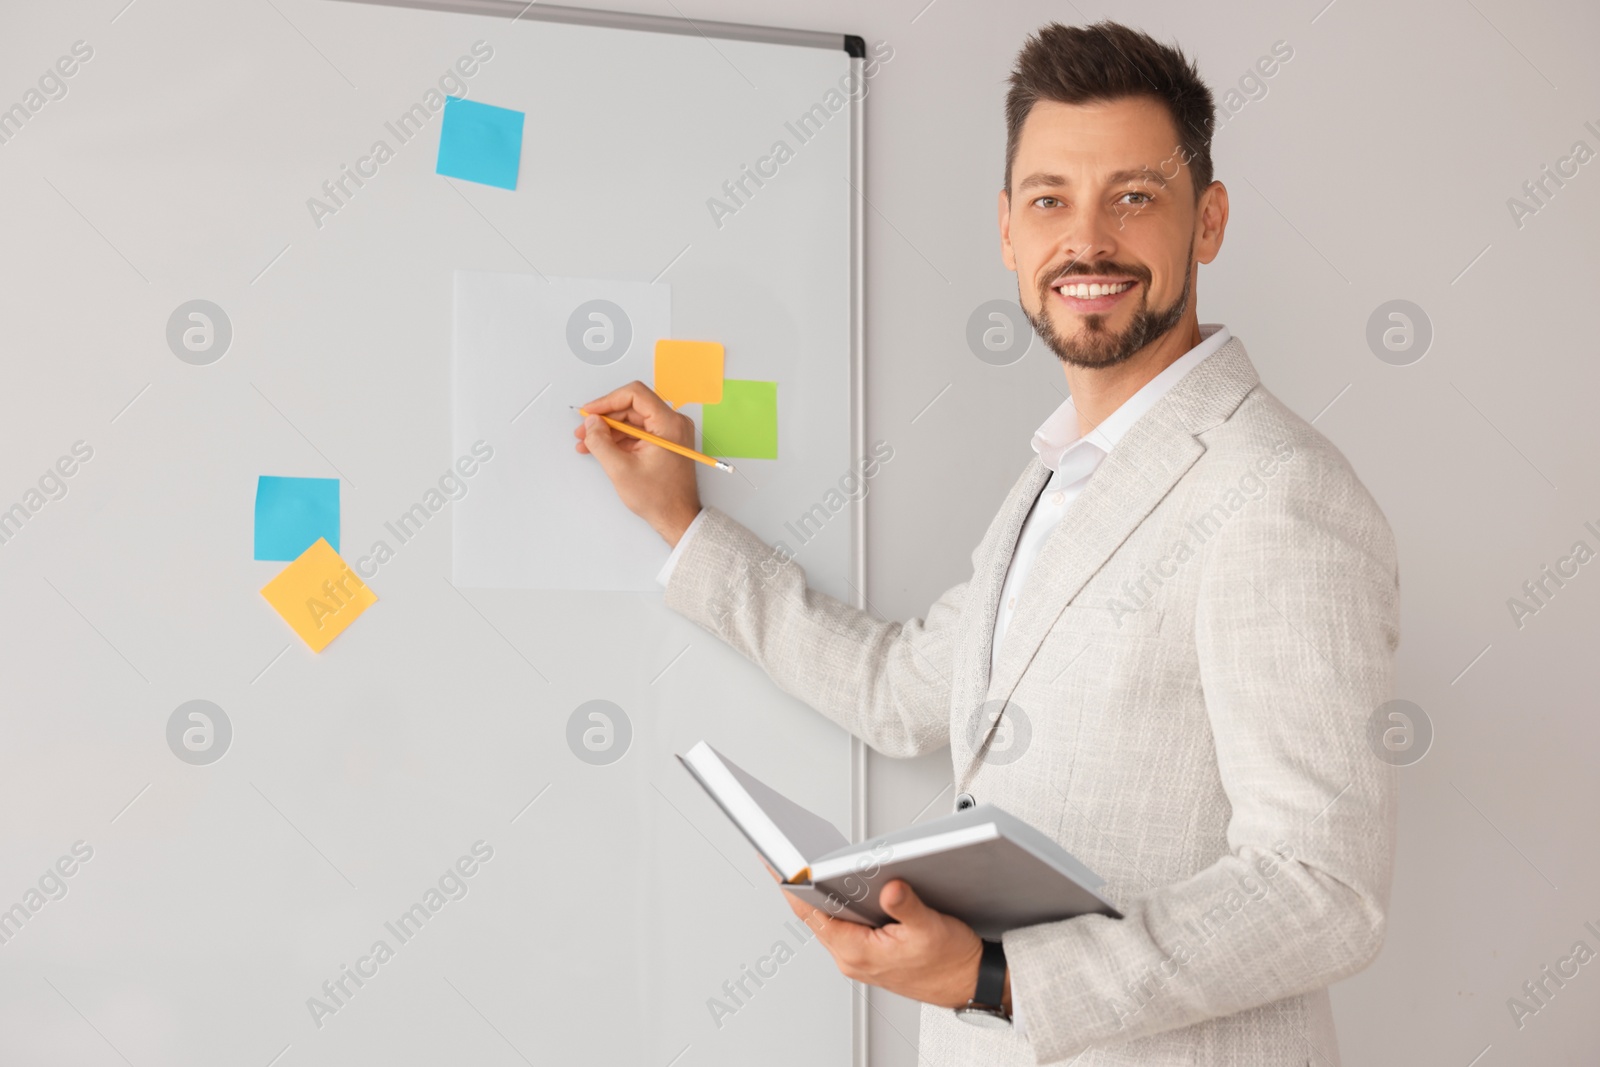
[582, 380, 672, 421]
[587, 409, 679, 455]
[581, 414, 624, 464]
[810, 908, 870, 956]
[780, 888, 823, 924]
[876, 879, 935, 926]
[583, 405, 647, 431]
[573, 418, 628, 451]
[597, 424, 649, 457]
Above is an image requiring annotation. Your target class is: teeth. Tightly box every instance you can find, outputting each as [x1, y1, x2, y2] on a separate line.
[1057, 281, 1133, 299]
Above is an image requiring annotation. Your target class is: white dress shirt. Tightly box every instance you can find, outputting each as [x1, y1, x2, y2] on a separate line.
[655, 504, 710, 587]
[654, 323, 1232, 1039]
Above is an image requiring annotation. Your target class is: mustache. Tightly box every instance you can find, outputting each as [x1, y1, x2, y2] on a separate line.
[1043, 263, 1149, 289]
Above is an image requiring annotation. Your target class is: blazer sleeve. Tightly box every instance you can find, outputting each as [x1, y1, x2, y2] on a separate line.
[662, 505, 963, 758]
[1002, 457, 1402, 1064]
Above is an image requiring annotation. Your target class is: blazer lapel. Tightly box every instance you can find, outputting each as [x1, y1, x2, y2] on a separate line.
[955, 337, 1262, 784]
[959, 455, 1052, 713]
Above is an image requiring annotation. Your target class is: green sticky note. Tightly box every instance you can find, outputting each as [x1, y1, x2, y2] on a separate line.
[700, 379, 778, 459]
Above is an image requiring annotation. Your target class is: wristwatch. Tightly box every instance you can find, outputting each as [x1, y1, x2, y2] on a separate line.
[953, 938, 1012, 1029]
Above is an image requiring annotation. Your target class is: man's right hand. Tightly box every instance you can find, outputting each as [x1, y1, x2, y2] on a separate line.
[572, 380, 703, 547]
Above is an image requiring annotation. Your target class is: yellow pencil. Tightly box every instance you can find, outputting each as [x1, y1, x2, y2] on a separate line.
[573, 406, 736, 473]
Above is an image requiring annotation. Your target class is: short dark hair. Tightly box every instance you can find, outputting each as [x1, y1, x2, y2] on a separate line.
[1004, 21, 1215, 200]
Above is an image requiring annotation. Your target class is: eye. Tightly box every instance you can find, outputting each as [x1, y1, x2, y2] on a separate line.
[1120, 191, 1153, 205]
[1032, 196, 1063, 208]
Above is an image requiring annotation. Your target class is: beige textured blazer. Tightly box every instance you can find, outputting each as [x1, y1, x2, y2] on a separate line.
[663, 336, 1400, 1066]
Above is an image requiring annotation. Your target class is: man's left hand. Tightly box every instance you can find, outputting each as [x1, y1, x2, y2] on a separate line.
[770, 866, 1005, 1011]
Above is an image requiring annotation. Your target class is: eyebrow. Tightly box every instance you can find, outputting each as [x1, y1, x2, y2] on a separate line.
[1016, 166, 1170, 192]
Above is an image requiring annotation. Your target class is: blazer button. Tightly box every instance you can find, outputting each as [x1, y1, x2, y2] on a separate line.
[955, 792, 975, 811]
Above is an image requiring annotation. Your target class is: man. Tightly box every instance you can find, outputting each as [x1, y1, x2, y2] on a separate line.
[573, 20, 1398, 1067]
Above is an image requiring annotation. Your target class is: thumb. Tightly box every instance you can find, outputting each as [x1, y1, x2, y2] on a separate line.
[878, 879, 934, 925]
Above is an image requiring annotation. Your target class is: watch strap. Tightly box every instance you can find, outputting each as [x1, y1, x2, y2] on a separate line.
[973, 937, 1006, 1008]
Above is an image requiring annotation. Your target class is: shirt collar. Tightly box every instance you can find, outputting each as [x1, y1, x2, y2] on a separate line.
[1032, 323, 1231, 472]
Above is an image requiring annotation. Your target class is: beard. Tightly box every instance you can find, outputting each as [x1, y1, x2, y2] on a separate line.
[1022, 238, 1194, 369]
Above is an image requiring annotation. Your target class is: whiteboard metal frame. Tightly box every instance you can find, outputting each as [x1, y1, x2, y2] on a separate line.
[846, 52, 869, 1067]
[336, 0, 867, 55]
[332, 1, 871, 1062]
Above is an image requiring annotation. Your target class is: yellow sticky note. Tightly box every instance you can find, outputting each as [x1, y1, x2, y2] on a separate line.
[654, 339, 724, 407]
[260, 538, 376, 652]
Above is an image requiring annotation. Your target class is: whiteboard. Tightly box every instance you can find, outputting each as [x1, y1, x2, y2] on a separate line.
[0, 2, 865, 1064]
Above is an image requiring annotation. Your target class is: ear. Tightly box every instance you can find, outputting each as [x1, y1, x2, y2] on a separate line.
[1195, 180, 1228, 266]
[998, 187, 1016, 271]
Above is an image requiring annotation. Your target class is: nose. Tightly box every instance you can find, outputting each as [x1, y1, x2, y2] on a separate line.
[1050, 209, 1120, 279]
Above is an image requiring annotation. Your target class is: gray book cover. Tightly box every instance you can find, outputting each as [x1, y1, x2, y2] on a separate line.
[679, 741, 1122, 939]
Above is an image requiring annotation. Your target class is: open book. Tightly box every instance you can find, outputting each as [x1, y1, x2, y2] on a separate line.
[677, 741, 1121, 939]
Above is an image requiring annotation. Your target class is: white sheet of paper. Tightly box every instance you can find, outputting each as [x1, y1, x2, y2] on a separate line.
[452, 271, 673, 591]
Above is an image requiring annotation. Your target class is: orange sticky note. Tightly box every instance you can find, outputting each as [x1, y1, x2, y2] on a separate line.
[654, 339, 724, 407]
[260, 538, 377, 652]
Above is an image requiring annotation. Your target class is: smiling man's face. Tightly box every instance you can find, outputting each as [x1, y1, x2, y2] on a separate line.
[1000, 95, 1217, 369]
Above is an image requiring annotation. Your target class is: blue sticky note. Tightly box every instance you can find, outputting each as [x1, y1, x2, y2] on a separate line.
[255, 476, 340, 561]
[436, 97, 525, 190]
